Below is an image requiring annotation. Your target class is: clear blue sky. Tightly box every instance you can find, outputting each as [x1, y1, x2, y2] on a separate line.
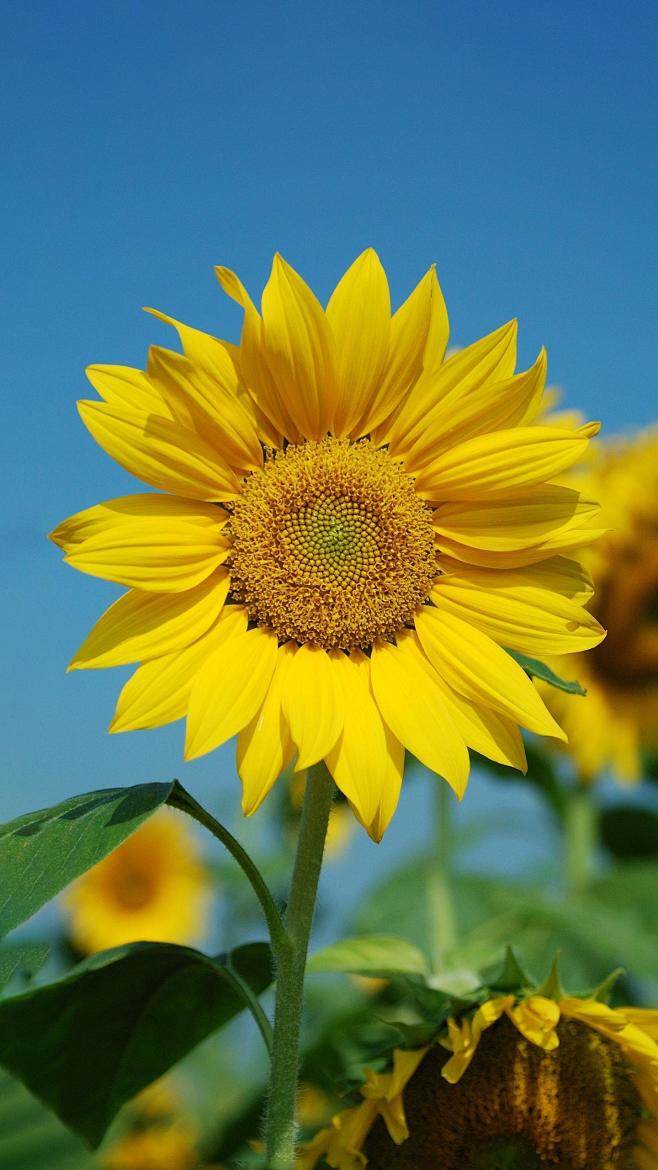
[2, 1, 656, 903]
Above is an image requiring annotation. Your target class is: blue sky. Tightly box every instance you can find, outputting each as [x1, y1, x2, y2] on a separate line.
[2, 1, 657, 908]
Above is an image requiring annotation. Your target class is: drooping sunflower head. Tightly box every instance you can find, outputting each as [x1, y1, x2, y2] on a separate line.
[299, 966, 658, 1170]
[61, 809, 211, 953]
[539, 427, 658, 783]
[51, 251, 605, 839]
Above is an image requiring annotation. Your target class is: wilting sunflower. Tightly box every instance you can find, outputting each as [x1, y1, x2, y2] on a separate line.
[62, 809, 210, 953]
[539, 428, 658, 782]
[300, 986, 658, 1169]
[51, 251, 605, 839]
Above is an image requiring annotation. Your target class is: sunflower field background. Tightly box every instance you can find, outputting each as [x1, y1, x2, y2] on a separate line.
[2, 3, 657, 1169]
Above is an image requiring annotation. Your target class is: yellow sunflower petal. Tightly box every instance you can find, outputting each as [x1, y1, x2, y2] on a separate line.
[282, 642, 343, 769]
[260, 253, 336, 440]
[57, 495, 229, 592]
[215, 264, 300, 442]
[370, 632, 469, 797]
[403, 347, 547, 471]
[146, 345, 262, 472]
[415, 606, 566, 740]
[324, 650, 404, 841]
[415, 422, 600, 502]
[430, 571, 605, 656]
[69, 570, 230, 670]
[435, 523, 607, 569]
[237, 641, 296, 815]
[327, 248, 391, 438]
[437, 683, 527, 772]
[185, 624, 278, 761]
[86, 364, 173, 416]
[506, 996, 560, 1050]
[77, 400, 241, 501]
[388, 319, 518, 455]
[110, 605, 248, 732]
[144, 307, 242, 389]
[432, 484, 600, 553]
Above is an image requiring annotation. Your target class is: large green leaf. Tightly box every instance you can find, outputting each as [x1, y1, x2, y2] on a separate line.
[0, 940, 272, 1148]
[0, 1068, 96, 1170]
[0, 942, 49, 994]
[0, 782, 175, 938]
[307, 934, 428, 977]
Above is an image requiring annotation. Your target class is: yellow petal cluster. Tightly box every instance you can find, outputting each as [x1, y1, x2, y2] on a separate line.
[538, 427, 658, 782]
[52, 251, 604, 838]
[299, 993, 658, 1169]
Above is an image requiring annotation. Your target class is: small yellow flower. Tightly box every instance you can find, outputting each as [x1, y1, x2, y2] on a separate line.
[52, 251, 604, 839]
[62, 809, 211, 953]
[540, 427, 658, 783]
[300, 992, 658, 1169]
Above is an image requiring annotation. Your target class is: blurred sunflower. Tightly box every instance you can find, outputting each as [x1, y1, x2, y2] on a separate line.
[51, 251, 604, 839]
[539, 428, 658, 782]
[102, 1080, 202, 1170]
[300, 988, 658, 1169]
[62, 809, 210, 953]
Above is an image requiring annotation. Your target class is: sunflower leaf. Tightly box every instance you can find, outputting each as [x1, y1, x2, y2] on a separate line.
[506, 650, 587, 696]
[307, 934, 429, 977]
[0, 940, 273, 1148]
[0, 942, 49, 995]
[0, 782, 175, 939]
[0, 1066, 96, 1170]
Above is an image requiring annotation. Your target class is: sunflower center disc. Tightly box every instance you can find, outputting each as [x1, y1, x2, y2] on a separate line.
[228, 437, 436, 650]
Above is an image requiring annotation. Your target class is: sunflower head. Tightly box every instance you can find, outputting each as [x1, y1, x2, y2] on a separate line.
[62, 809, 211, 953]
[52, 251, 604, 838]
[299, 955, 658, 1170]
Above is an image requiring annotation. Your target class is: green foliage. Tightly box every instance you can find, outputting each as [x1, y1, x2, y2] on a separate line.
[0, 782, 175, 938]
[600, 805, 658, 859]
[0, 941, 272, 1148]
[307, 934, 428, 977]
[0, 1068, 95, 1170]
[507, 650, 586, 695]
[0, 942, 49, 994]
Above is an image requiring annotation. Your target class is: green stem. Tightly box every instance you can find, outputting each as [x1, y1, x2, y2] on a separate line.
[427, 781, 458, 973]
[564, 785, 598, 898]
[168, 781, 286, 951]
[265, 762, 334, 1170]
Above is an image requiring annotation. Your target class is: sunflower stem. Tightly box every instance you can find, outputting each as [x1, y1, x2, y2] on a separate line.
[427, 780, 458, 973]
[265, 762, 334, 1170]
[167, 781, 286, 951]
[564, 784, 598, 898]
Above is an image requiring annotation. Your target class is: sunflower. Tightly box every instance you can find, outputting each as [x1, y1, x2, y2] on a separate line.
[51, 251, 604, 839]
[62, 808, 211, 953]
[102, 1080, 202, 1170]
[299, 988, 658, 1169]
[539, 428, 658, 782]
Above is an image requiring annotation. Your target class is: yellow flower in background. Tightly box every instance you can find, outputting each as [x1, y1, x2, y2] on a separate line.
[62, 809, 211, 953]
[300, 993, 658, 1169]
[540, 428, 658, 782]
[51, 251, 604, 839]
[102, 1080, 202, 1170]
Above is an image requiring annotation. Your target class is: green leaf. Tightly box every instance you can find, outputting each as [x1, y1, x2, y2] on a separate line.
[506, 650, 586, 695]
[307, 934, 428, 978]
[600, 806, 658, 860]
[0, 781, 175, 938]
[0, 942, 49, 993]
[0, 940, 272, 1148]
[0, 1068, 95, 1170]
[486, 946, 533, 993]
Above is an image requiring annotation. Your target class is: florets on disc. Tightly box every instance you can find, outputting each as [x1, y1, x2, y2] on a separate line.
[228, 438, 437, 650]
[364, 1019, 643, 1170]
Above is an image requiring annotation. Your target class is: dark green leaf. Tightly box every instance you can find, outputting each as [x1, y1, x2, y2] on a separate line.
[506, 650, 586, 695]
[0, 782, 175, 938]
[600, 806, 658, 859]
[0, 940, 272, 1148]
[486, 946, 534, 992]
[0, 1068, 95, 1170]
[0, 942, 49, 993]
[307, 935, 428, 978]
